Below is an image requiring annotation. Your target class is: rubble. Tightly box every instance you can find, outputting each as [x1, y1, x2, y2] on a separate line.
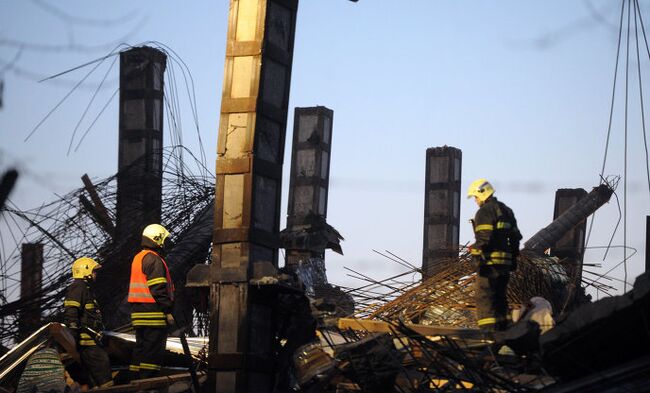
[0, 147, 214, 346]
[0, 148, 636, 393]
[541, 271, 650, 381]
[0, 322, 208, 392]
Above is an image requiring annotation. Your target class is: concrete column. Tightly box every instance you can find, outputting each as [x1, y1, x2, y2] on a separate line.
[115, 46, 167, 242]
[285, 106, 334, 272]
[422, 146, 462, 279]
[19, 243, 43, 340]
[552, 188, 588, 281]
[209, 1, 298, 391]
[525, 184, 612, 254]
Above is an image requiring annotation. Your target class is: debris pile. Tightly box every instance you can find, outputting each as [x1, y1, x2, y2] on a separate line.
[0, 163, 640, 393]
[0, 146, 213, 347]
[0, 322, 208, 392]
[352, 251, 577, 328]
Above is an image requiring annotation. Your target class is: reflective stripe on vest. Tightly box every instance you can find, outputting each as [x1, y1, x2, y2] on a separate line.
[127, 250, 174, 303]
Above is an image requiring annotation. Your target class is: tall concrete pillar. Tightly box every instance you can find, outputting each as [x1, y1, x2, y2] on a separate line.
[19, 243, 43, 340]
[552, 188, 588, 280]
[284, 106, 334, 274]
[115, 46, 167, 242]
[422, 146, 462, 279]
[209, 1, 298, 391]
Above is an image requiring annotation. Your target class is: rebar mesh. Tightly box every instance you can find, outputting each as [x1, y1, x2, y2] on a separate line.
[0, 146, 213, 348]
[347, 250, 585, 328]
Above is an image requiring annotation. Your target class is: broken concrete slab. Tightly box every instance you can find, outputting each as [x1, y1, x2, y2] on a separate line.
[541, 272, 650, 380]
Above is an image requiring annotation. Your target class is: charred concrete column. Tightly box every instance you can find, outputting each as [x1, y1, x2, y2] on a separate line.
[209, 1, 297, 392]
[284, 106, 334, 272]
[525, 183, 614, 254]
[115, 46, 166, 243]
[422, 146, 461, 279]
[18, 243, 43, 340]
[552, 188, 588, 281]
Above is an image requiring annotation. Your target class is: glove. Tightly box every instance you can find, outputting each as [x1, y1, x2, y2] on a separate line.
[165, 313, 176, 326]
[468, 244, 481, 256]
[94, 330, 105, 346]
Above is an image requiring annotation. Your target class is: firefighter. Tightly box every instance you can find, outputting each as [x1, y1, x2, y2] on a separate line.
[467, 179, 522, 331]
[63, 257, 114, 388]
[128, 224, 175, 379]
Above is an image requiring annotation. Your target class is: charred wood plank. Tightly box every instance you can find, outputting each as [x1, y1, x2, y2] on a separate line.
[338, 318, 491, 340]
[80, 174, 115, 236]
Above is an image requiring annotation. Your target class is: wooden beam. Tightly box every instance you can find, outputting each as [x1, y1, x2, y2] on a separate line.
[89, 372, 206, 392]
[81, 174, 115, 236]
[337, 318, 491, 340]
[79, 195, 115, 238]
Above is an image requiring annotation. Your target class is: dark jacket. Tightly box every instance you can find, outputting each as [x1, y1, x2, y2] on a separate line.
[64, 279, 103, 345]
[470, 196, 522, 268]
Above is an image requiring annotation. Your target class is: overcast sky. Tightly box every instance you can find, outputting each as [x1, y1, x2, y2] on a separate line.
[1, 0, 649, 299]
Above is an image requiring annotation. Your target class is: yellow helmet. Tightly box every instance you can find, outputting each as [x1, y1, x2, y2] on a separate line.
[467, 178, 495, 202]
[71, 257, 101, 279]
[142, 224, 170, 248]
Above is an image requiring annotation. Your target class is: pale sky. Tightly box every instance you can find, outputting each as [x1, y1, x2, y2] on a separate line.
[1, 0, 649, 299]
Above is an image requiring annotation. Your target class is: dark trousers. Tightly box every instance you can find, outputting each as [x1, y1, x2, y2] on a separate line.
[131, 327, 167, 379]
[475, 265, 511, 331]
[79, 345, 112, 386]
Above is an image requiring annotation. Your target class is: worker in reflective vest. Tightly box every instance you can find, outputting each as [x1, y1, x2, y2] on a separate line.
[467, 179, 522, 332]
[64, 257, 114, 388]
[127, 224, 175, 379]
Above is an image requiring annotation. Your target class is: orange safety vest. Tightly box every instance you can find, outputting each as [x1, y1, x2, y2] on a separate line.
[127, 250, 174, 303]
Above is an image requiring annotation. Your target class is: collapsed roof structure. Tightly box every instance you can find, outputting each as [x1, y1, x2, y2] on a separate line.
[2, 0, 649, 391]
[0, 142, 637, 392]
